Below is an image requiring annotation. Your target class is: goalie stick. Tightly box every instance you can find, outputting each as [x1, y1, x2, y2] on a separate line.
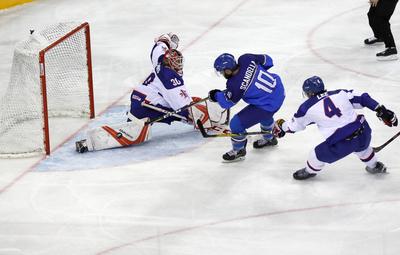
[373, 131, 400, 153]
[146, 97, 209, 125]
[196, 119, 271, 138]
[141, 102, 188, 121]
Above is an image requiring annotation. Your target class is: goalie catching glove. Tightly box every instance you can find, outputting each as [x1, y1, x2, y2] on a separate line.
[154, 33, 179, 50]
[375, 105, 398, 127]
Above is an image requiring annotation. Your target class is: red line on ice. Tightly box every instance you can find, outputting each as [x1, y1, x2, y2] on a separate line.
[307, 5, 400, 83]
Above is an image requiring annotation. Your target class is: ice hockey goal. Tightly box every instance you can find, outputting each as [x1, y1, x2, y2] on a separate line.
[0, 22, 95, 157]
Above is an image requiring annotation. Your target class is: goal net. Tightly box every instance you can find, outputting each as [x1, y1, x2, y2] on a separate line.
[0, 22, 95, 157]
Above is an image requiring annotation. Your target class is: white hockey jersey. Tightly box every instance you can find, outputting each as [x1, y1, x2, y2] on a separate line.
[133, 42, 192, 110]
[283, 89, 379, 143]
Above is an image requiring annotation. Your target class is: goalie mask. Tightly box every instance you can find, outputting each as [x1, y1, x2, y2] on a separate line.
[163, 49, 184, 76]
[154, 33, 179, 50]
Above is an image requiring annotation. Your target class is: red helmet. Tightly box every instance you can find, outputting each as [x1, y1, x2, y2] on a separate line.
[163, 49, 184, 75]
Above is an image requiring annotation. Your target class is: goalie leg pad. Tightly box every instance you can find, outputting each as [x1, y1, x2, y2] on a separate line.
[189, 97, 211, 128]
[206, 100, 230, 126]
[84, 118, 151, 152]
[189, 96, 230, 130]
[190, 104, 212, 129]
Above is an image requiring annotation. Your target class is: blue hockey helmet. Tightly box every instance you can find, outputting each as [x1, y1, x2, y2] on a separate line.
[302, 76, 325, 97]
[214, 53, 237, 72]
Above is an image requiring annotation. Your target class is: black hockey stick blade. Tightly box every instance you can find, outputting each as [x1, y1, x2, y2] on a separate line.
[373, 130, 400, 153]
[197, 119, 211, 137]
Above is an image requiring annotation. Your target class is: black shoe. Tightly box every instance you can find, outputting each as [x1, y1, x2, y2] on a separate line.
[365, 161, 387, 174]
[222, 148, 246, 162]
[253, 137, 278, 149]
[364, 37, 383, 45]
[293, 168, 317, 180]
[75, 139, 89, 153]
[376, 47, 398, 61]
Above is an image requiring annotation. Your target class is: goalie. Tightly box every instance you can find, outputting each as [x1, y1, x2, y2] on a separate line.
[75, 33, 228, 153]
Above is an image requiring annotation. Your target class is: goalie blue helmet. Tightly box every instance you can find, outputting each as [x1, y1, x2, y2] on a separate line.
[302, 76, 325, 97]
[214, 53, 237, 72]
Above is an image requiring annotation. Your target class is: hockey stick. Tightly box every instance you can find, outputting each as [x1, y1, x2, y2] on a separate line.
[373, 130, 400, 153]
[141, 102, 188, 121]
[196, 119, 271, 138]
[146, 97, 209, 125]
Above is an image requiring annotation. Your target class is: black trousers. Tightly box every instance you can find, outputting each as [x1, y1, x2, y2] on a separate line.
[367, 0, 398, 48]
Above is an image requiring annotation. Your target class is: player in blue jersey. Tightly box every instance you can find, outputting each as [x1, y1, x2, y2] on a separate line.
[208, 53, 285, 161]
[273, 76, 398, 180]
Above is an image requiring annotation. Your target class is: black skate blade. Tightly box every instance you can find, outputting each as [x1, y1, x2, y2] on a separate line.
[222, 156, 245, 163]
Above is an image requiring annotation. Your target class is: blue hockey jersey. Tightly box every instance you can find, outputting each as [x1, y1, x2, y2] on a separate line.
[214, 54, 285, 112]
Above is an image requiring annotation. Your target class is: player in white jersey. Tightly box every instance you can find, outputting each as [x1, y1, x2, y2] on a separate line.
[75, 33, 221, 153]
[128, 33, 216, 128]
[273, 76, 398, 180]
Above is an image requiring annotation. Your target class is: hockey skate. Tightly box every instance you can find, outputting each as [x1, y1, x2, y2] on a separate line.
[75, 139, 89, 153]
[376, 47, 398, 61]
[364, 37, 383, 45]
[253, 137, 278, 149]
[365, 161, 387, 174]
[293, 168, 317, 180]
[222, 148, 246, 162]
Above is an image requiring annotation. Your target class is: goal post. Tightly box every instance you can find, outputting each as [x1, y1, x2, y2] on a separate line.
[39, 22, 95, 155]
[0, 22, 95, 157]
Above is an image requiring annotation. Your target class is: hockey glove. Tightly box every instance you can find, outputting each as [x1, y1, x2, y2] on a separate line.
[273, 119, 286, 138]
[376, 105, 398, 127]
[154, 33, 179, 49]
[208, 89, 222, 102]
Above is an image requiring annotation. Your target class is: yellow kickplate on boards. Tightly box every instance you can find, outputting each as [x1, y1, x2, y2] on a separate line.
[0, 0, 34, 10]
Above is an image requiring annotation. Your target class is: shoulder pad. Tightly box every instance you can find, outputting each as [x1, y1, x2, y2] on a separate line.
[238, 54, 252, 64]
[294, 97, 320, 118]
[327, 89, 349, 96]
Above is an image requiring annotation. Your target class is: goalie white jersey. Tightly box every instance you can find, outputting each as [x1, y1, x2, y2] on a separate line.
[134, 42, 192, 111]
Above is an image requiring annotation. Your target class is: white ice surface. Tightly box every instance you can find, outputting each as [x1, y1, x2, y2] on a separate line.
[0, 0, 400, 254]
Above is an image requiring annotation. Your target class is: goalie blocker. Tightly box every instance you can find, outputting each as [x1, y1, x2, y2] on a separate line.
[75, 99, 229, 153]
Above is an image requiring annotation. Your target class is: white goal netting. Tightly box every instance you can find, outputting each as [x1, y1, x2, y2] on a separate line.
[0, 22, 94, 157]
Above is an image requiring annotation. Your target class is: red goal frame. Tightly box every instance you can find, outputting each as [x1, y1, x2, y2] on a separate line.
[39, 22, 95, 155]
